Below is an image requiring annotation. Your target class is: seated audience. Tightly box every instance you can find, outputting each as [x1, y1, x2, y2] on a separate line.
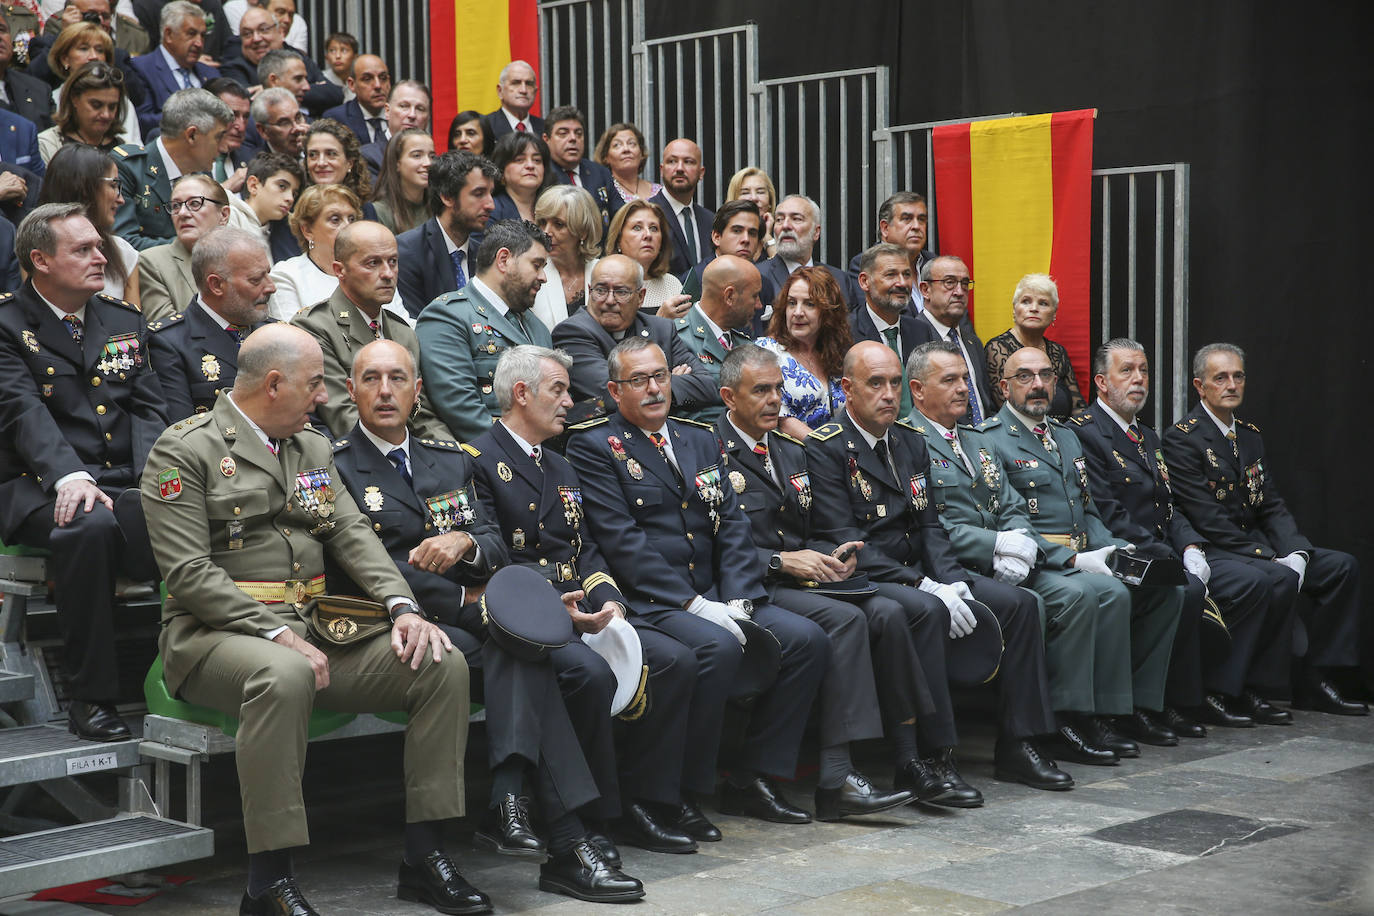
[679, 199, 769, 307]
[649, 138, 712, 277]
[321, 52, 389, 145]
[490, 130, 553, 223]
[302, 117, 375, 217]
[139, 173, 231, 321]
[0, 10, 56, 129]
[756, 266, 852, 437]
[544, 105, 620, 231]
[531, 184, 600, 330]
[360, 80, 432, 174]
[205, 77, 253, 187]
[395, 149, 497, 317]
[602, 199, 689, 318]
[672, 254, 763, 421]
[321, 30, 356, 95]
[37, 60, 127, 163]
[37, 142, 139, 302]
[248, 85, 307, 158]
[847, 191, 934, 314]
[984, 272, 1086, 419]
[268, 182, 358, 320]
[758, 194, 864, 310]
[370, 127, 434, 235]
[46, 21, 140, 145]
[594, 122, 658, 203]
[480, 59, 541, 139]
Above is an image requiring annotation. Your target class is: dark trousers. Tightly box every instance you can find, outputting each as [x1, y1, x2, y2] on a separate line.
[1192, 556, 1293, 697]
[16, 489, 155, 701]
[619, 621, 696, 807]
[1166, 573, 1208, 707]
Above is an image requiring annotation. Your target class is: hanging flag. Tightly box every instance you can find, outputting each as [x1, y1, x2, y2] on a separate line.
[932, 110, 1095, 396]
[430, 0, 541, 151]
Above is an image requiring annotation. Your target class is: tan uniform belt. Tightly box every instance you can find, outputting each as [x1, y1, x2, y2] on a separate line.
[233, 575, 327, 605]
[1041, 533, 1087, 551]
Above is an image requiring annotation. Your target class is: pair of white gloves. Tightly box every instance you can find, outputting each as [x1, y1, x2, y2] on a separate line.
[992, 528, 1038, 584]
[1073, 541, 1217, 585]
[685, 595, 750, 646]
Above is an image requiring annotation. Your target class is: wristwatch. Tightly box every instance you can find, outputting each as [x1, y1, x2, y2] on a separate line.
[390, 601, 423, 621]
[768, 553, 783, 573]
[727, 598, 754, 618]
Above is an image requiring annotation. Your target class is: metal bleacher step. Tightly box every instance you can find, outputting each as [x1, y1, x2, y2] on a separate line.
[0, 671, 34, 705]
[0, 814, 213, 898]
[0, 725, 141, 789]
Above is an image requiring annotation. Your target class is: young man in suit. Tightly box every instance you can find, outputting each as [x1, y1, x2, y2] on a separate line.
[648, 138, 712, 278]
[395, 150, 496, 318]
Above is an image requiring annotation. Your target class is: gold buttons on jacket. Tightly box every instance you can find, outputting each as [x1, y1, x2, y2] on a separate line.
[96, 405, 107, 415]
[91, 377, 101, 386]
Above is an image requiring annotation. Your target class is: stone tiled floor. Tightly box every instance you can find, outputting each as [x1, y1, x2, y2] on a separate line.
[3, 707, 1372, 914]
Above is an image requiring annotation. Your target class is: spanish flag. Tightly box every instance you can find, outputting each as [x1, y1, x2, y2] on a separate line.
[430, 0, 541, 151]
[932, 110, 1095, 395]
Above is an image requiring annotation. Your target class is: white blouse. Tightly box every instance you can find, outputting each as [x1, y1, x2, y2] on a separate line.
[268, 253, 413, 325]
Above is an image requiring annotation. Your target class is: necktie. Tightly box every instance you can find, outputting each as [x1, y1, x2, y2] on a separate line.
[873, 438, 899, 485]
[515, 121, 527, 132]
[752, 441, 774, 482]
[266, 438, 279, 455]
[1033, 424, 1058, 457]
[368, 317, 382, 339]
[649, 432, 683, 486]
[565, 168, 578, 185]
[1225, 429, 1238, 458]
[945, 431, 974, 476]
[882, 326, 912, 414]
[681, 209, 698, 263]
[176, 68, 192, 89]
[367, 117, 386, 145]
[1126, 422, 1149, 462]
[388, 446, 412, 486]
[450, 249, 467, 290]
[947, 328, 982, 423]
[227, 324, 248, 348]
[62, 314, 83, 345]
[214, 155, 228, 182]
[718, 333, 732, 351]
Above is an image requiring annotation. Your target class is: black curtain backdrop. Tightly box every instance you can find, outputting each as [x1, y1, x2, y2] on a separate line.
[649, 0, 1374, 580]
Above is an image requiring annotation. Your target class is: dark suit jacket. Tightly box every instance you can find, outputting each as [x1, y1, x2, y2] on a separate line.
[219, 47, 340, 116]
[483, 108, 544, 141]
[648, 189, 713, 278]
[322, 98, 383, 145]
[268, 217, 301, 262]
[490, 191, 525, 223]
[551, 158, 622, 234]
[397, 217, 459, 317]
[0, 101, 42, 178]
[128, 50, 220, 136]
[848, 248, 934, 316]
[758, 255, 863, 311]
[848, 302, 937, 374]
[132, 0, 227, 58]
[0, 68, 55, 130]
[0, 214, 18, 293]
[145, 298, 271, 422]
[361, 138, 385, 177]
[0, 162, 41, 225]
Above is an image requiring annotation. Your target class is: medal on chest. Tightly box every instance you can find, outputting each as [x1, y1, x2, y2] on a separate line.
[294, 467, 337, 525]
[1244, 460, 1265, 507]
[363, 486, 384, 511]
[1073, 455, 1091, 503]
[558, 485, 583, 529]
[789, 471, 812, 511]
[425, 488, 476, 533]
[202, 354, 221, 381]
[695, 464, 725, 533]
[909, 473, 928, 511]
[99, 333, 141, 375]
[847, 455, 872, 501]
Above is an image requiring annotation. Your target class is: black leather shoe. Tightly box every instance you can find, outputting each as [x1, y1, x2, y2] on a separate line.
[994, 739, 1074, 791]
[718, 776, 812, 824]
[1238, 689, 1294, 725]
[675, 799, 722, 842]
[614, 801, 697, 853]
[1293, 678, 1370, 717]
[586, 828, 621, 868]
[1116, 709, 1178, 747]
[1194, 693, 1255, 728]
[814, 771, 914, 821]
[927, 749, 983, 808]
[473, 794, 546, 860]
[539, 839, 645, 903]
[67, 701, 132, 742]
[1162, 706, 1207, 738]
[240, 877, 318, 915]
[1089, 717, 1140, 757]
[893, 757, 957, 803]
[1051, 723, 1119, 766]
[397, 853, 492, 915]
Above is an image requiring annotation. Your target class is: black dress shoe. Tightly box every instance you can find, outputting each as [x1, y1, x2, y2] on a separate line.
[675, 799, 722, 842]
[1293, 678, 1370, 717]
[1050, 723, 1119, 766]
[893, 757, 957, 803]
[814, 771, 914, 821]
[1238, 689, 1294, 725]
[240, 877, 318, 915]
[1089, 717, 1140, 758]
[718, 776, 813, 823]
[1116, 709, 1178, 746]
[1162, 706, 1207, 738]
[994, 739, 1074, 791]
[398, 852, 492, 915]
[585, 828, 621, 868]
[539, 839, 645, 903]
[473, 794, 546, 860]
[1194, 694, 1255, 728]
[926, 749, 983, 808]
[614, 801, 697, 853]
[67, 701, 132, 742]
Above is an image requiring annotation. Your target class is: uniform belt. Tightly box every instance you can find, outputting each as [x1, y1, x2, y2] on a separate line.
[538, 559, 578, 583]
[233, 575, 327, 605]
[1042, 533, 1088, 551]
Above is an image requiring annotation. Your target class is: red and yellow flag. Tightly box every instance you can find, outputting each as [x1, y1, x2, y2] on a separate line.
[430, 0, 541, 151]
[932, 110, 1095, 395]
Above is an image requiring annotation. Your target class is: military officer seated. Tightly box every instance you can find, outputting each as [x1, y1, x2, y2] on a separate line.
[566, 338, 830, 826]
[806, 341, 1069, 802]
[112, 87, 233, 250]
[1163, 343, 1367, 716]
[330, 340, 644, 903]
[671, 254, 762, 422]
[473, 345, 713, 859]
[141, 325, 486, 916]
[416, 219, 555, 443]
[0, 203, 168, 741]
[147, 227, 275, 422]
[982, 347, 1187, 750]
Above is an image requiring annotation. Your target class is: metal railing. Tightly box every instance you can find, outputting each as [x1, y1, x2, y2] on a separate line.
[538, 0, 642, 136]
[757, 67, 888, 265]
[300, 0, 429, 85]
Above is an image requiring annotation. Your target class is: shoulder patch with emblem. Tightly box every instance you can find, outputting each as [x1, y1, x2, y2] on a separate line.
[567, 416, 610, 432]
[976, 416, 1002, 431]
[1174, 416, 1200, 433]
[808, 422, 843, 441]
[1066, 412, 1091, 427]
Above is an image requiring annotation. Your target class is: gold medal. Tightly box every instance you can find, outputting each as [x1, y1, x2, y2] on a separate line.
[363, 486, 384, 511]
[729, 470, 746, 493]
[220, 456, 236, 477]
[497, 461, 513, 482]
[22, 330, 38, 353]
[201, 354, 221, 381]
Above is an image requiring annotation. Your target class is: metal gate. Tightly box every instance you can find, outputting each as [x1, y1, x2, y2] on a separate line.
[300, 0, 429, 87]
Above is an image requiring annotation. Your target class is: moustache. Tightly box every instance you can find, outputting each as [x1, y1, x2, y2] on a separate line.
[640, 393, 666, 408]
[1027, 387, 1049, 400]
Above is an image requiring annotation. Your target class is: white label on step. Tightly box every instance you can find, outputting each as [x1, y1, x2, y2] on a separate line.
[67, 751, 119, 775]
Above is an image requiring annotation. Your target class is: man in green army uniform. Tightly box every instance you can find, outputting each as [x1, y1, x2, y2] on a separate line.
[290, 221, 453, 441]
[415, 219, 553, 442]
[671, 253, 760, 421]
[979, 345, 1186, 750]
[906, 341, 1137, 765]
[112, 87, 230, 249]
[141, 323, 492, 916]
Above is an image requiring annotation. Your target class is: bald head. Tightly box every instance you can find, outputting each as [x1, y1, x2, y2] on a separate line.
[348, 339, 419, 442]
[660, 138, 704, 203]
[235, 324, 315, 392]
[1001, 345, 1055, 419]
[843, 339, 900, 381]
[700, 254, 762, 331]
[350, 337, 414, 378]
[334, 221, 399, 316]
[841, 341, 904, 436]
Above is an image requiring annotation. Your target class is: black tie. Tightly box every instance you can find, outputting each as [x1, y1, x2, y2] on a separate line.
[388, 447, 412, 487]
[873, 438, 898, 485]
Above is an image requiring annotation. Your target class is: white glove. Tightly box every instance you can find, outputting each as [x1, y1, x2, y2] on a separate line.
[1183, 546, 1211, 584]
[723, 600, 751, 621]
[919, 578, 978, 638]
[1276, 552, 1308, 590]
[686, 595, 747, 646]
[992, 554, 1031, 585]
[1074, 544, 1118, 576]
[994, 528, 1038, 564]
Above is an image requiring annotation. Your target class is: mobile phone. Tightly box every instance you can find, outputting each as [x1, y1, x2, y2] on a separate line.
[833, 544, 857, 562]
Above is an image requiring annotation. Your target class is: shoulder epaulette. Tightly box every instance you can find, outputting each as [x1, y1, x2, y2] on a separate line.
[976, 416, 1002, 431]
[1047, 417, 1065, 428]
[673, 416, 714, 430]
[0, 292, 14, 305]
[1239, 419, 1260, 433]
[418, 437, 462, 452]
[168, 411, 214, 434]
[95, 292, 140, 313]
[298, 425, 328, 441]
[427, 289, 470, 308]
[773, 430, 803, 446]
[110, 144, 143, 159]
[1174, 416, 1200, 433]
[894, 418, 918, 432]
[459, 442, 480, 456]
[146, 312, 186, 333]
[955, 422, 978, 432]
[567, 416, 610, 432]
[1066, 412, 1091, 427]
[808, 422, 843, 441]
[332, 437, 350, 452]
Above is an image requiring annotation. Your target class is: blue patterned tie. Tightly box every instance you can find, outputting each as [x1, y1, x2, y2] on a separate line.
[450, 249, 467, 290]
[388, 447, 412, 487]
[948, 328, 982, 423]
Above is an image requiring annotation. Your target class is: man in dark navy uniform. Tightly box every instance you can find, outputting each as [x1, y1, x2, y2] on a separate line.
[566, 337, 829, 825]
[330, 339, 644, 904]
[0, 204, 168, 740]
[147, 228, 276, 422]
[472, 344, 707, 855]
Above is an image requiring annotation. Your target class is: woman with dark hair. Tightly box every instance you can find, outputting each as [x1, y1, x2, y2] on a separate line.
[43, 24, 140, 146]
[371, 127, 434, 235]
[489, 131, 553, 222]
[757, 266, 853, 437]
[603, 198, 691, 318]
[37, 60, 129, 162]
[447, 109, 492, 155]
[594, 122, 659, 203]
[37, 142, 139, 303]
[303, 118, 376, 218]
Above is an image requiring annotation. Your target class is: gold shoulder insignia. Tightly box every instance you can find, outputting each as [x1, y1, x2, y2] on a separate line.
[1174, 417, 1199, 433]
[894, 418, 918, 431]
[976, 416, 1002, 431]
[567, 416, 610, 432]
[0, 292, 15, 304]
[1239, 419, 1260, 433]
[95, 292, 141, 313]
[956, 422, 977, 431]
[808, 423, 843, 441]
[773, 430, 803, 446]
[459, 442, 480, 457]
[674, 315, 689, 327]
[332, 438, 350, 450]
[175, 412, 214, 433]
[1067, 412, 1091, 426]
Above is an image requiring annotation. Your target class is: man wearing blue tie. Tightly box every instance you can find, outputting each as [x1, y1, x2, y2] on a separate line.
[916, 255, 993, 426]
[128, 2, 220, 137]
[396, 151, 498, 318]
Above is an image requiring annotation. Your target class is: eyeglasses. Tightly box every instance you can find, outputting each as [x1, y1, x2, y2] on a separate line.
[1004, 368, 1057, 385]
[930, 275, 974, 291]
[99, 176, 120, 190]
[168, 196, 220, 214]
[612, 369, 670, 390]
[590, 284, 637, 303]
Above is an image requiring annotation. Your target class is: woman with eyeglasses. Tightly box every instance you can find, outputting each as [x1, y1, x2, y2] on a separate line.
[36, 143, 138, 302]
[302, 118, 376, 220]
[983, 272, 1086, 418]
[529, 185, 601, 331]
[37, 60, 131, 163]
[138, 174, 231, 322]
[756, 266, 853, 437]
[43, 26, 141, 151]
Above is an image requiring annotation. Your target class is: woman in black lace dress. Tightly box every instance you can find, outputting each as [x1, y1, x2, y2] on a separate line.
[984, 273, 1085, 419]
